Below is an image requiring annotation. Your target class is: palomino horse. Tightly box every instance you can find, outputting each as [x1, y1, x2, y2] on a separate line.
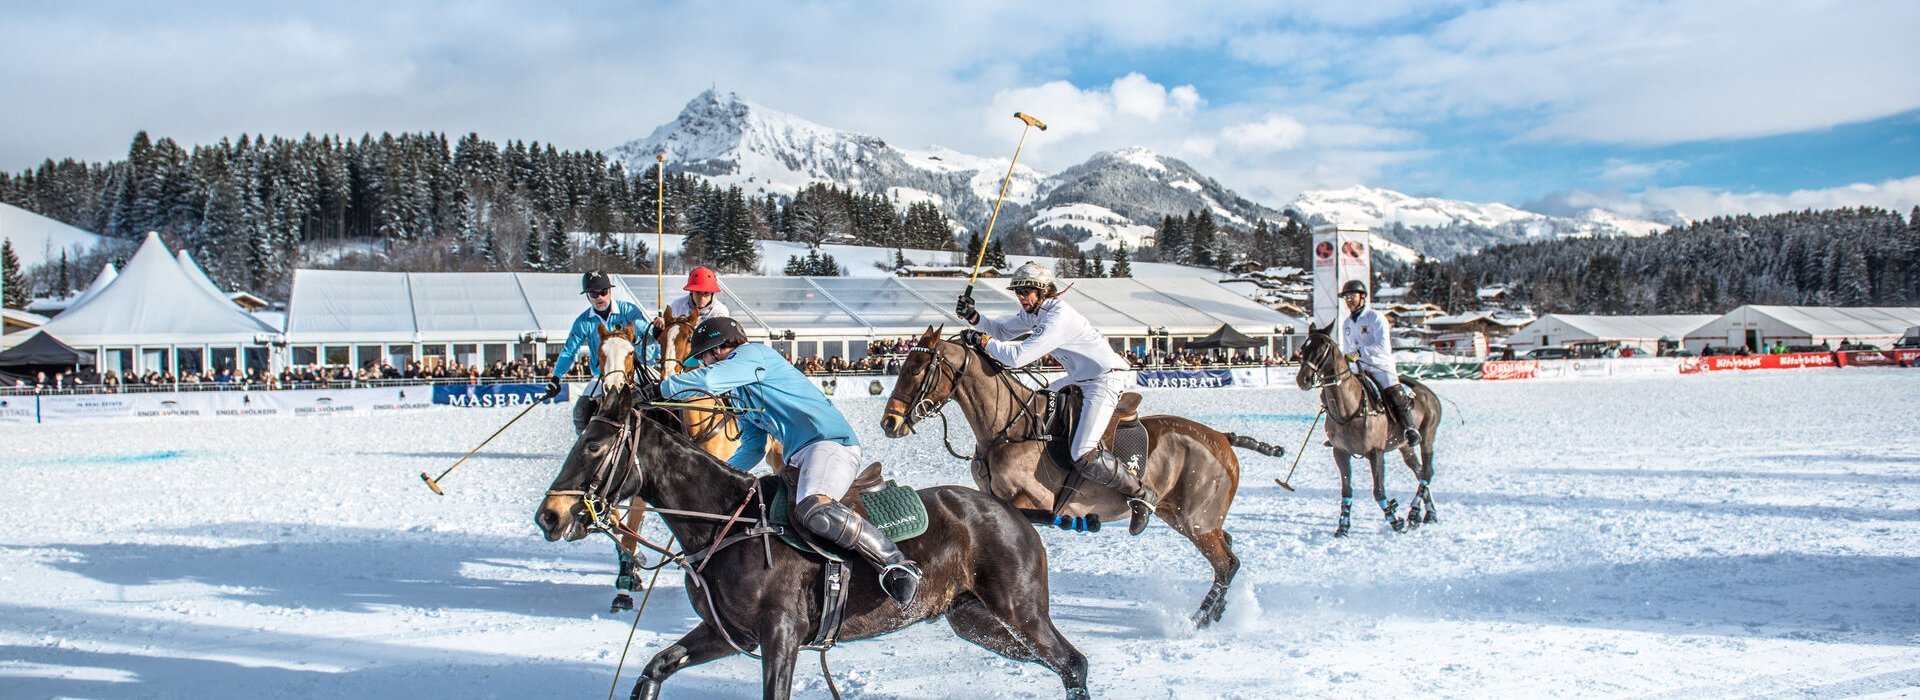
[536, 386, 1092, 700]
[880, 326, 1276, 627]
[1294, 322, 1441, 536]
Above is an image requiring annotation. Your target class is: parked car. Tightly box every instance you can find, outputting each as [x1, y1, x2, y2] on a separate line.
[1895, 328, 1920, 349]
[1523, 347, 1572, 360]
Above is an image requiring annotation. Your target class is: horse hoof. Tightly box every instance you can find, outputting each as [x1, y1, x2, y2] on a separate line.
[610, 593, 634, 613]
[1390, 518, 1406, 533]
[1332, 525, 1350, 538]
[1424, 511, 1438, 524]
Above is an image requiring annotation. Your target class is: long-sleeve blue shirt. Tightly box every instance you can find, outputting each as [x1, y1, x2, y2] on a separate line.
[658, 343, 857, 471]
[550, 301, 655, 379]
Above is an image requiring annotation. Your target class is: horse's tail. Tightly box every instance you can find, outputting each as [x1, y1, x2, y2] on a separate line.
[1224, 432, 1287, 458]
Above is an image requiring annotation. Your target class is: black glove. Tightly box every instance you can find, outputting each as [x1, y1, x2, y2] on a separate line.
[958, 329, 988, 351]
[955, 292, 979, 324]
[634, 381, 663, 404]
[543, 377, 561, 399]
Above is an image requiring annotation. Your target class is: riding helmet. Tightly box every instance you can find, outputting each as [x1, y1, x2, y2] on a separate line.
[685, 316, 750, 366]
[684, 266, 722, 293]
[582, 270, 615, 294]
[1008, 261, 1056, 291]
[1339, 279, 1368, 298]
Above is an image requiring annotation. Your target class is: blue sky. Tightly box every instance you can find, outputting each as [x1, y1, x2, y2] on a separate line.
[2, 0, 1916, 222]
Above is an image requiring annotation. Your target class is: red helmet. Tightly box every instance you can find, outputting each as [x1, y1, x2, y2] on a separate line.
[684, 266, 721, 293]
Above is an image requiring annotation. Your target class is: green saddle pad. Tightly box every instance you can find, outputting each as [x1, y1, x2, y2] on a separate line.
[768, 479, 929, 556]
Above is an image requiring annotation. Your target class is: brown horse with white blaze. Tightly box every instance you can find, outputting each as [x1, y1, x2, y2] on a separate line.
[880, 326, 1279, 627]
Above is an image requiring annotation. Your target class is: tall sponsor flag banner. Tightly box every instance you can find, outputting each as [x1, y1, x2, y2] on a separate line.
[1312, 225, 1370, 338]
[1136, 369, 1233, 388]
[433, 383, 568, 408]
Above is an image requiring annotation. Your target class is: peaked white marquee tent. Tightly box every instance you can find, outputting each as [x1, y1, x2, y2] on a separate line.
[37, 233, 280, 375]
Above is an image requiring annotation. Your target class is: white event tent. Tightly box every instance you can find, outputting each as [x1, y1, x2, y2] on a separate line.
[281, 272, 1304, 370]
[1684, 305, 1920, 352]
[36, 233, 281, 375]
[1505, 314, 1717, 354]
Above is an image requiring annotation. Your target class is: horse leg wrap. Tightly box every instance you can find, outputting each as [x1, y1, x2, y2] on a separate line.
[615, 548, 639, 591]
[630, 677, 661, 700]
[1334, 500, 1352, 538]
[1380, 498, 1406, 533]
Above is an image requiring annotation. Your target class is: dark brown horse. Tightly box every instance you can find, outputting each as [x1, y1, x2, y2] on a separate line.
[536, 386, 1091, 700]
[880, 327, 1274, 627]
[1294, 322, 1441, 536]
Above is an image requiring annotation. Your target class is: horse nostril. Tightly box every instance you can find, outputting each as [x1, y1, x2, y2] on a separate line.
[536, 509, 556, 532]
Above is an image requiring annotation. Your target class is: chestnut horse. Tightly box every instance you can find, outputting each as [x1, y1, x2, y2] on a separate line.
[535, 386, 1091, 700]
[1294, 322, 1441, 536]
[649, 306, 783, 469]
[880, 326, 1277, 627]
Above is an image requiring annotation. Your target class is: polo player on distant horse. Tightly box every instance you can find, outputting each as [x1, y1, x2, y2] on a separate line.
[650, 316, 924, 608]
[955, 261, 1158, 535]
[1339, 280, 1421, 446]
[648, 266, 731, 334]
[545, 270, 655, 596]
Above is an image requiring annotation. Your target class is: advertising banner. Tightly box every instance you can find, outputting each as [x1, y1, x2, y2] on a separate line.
[1897, 349, 1920, 366]
[433, 383, 568, 408]
[1481, 360, 1538, 381]
[1836, 350, 1896, 367]
[1136, 369, 1233, 388]
[29, 387, 437, 424]
[1679, 352, 1835, 373]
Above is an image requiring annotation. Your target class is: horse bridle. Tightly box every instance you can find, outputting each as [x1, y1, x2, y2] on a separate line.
[1300, 335, 1354, 390]
[888, 337, 1051, 461]
[885, 340, 972, 430]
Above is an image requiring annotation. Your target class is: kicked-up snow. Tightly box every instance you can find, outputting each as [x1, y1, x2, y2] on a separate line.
[2, 369, 1917, 698]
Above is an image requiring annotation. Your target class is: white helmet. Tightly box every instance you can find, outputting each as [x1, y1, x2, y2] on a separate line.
[1008, 261, 1056, 292]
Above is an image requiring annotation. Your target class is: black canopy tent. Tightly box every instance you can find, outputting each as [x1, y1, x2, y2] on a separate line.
[1185, 323, 1264, 351]
[0, 331, 96, 377]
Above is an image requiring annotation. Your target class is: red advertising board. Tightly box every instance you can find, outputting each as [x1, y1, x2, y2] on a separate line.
[1481, 360, 1537, 380]
[1679, 352, 1835, 373]
[1836, 350, 1897, 367]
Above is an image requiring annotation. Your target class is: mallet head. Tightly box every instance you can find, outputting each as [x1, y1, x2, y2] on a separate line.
[420, 472, 446, 496]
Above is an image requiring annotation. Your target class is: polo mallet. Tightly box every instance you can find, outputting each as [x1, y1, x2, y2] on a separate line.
[1274, 407, 1325, 492]
[420, 396, 547, 495]
[962, 112, 1047, 302]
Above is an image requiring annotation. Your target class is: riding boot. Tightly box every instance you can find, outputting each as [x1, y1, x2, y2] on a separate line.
[1073, 449, 1159, 536]
[1385, 386, 1421, 446]
[796, 496, 923, 610]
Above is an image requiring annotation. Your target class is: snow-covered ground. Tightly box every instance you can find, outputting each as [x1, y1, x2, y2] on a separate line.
[3, 370, 1918, 699]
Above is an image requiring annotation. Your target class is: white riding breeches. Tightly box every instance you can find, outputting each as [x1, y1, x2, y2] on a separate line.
[1050, 372, 1129, 461]
[790, 440, 865, 504]
[1356, 364, 1398, 394]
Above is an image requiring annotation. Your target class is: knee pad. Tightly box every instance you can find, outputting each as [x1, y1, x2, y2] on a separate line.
[795, 495, 858, 547]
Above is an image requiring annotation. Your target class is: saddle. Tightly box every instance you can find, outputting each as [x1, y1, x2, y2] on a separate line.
[1042, 386, 1150, 519]
[1352, 373, 1413, 448]
[762, 462, 929, 560]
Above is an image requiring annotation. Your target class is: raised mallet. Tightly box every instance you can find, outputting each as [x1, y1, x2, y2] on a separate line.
[420, 396, 548, 495]
[962, 112, 1047, 301]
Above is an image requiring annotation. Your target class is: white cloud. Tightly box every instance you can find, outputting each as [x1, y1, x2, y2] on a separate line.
[1599, 158, 1687, 186]
[1221, 115, 1307, 153]
[1557, 175, 1920, 222]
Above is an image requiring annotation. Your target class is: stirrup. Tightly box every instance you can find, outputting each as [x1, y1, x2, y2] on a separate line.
[879, 561, 923, 610]
[1127, 497, 1156, 536]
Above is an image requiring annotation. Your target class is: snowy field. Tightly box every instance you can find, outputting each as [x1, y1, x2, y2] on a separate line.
[3, 369, 1919, 699]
